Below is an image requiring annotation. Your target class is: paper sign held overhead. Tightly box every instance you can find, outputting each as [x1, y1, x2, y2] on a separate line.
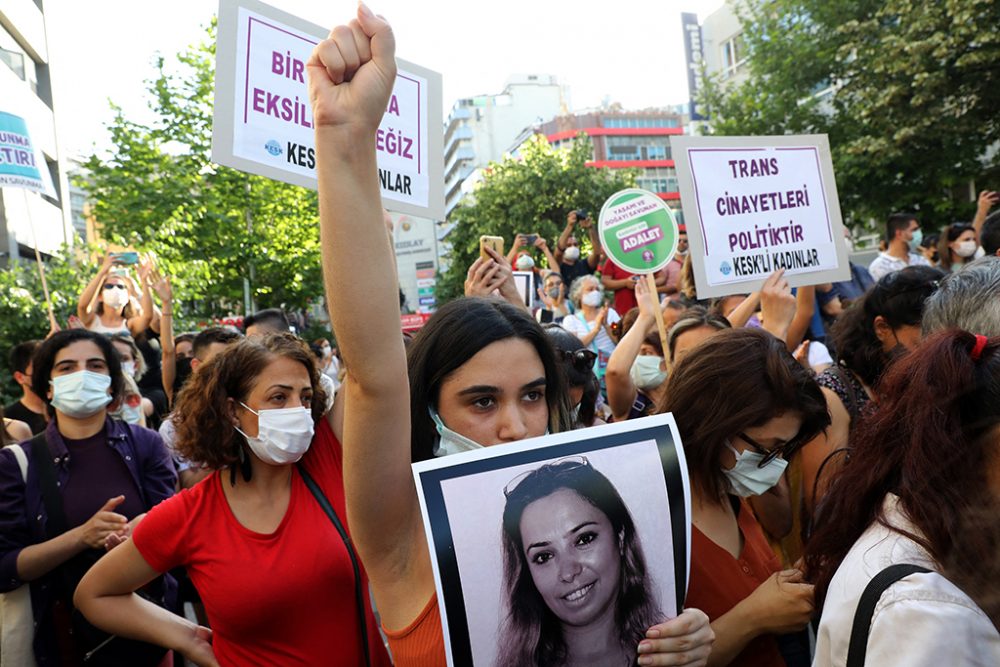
[213, 0, 445, 220]
[671, 134, 849, 299]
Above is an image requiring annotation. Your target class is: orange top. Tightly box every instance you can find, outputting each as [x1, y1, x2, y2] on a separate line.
[383, 594, 447, 667]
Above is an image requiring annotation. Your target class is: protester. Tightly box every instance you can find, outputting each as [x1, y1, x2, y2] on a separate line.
[464, 245, 531, 313]
[867, 213, 932, 280]
[605, 280, 683, 422]
[662, 328, 830, 667]
[0, 329, 176, 666]
[242, 308, 291, 337]
[109, 333, 155, 426]
[923, 256, 1000, 337]
[173, 333, 196, 361]
[562, 275, 621, 386]
[536, 270, 572, 321]
[554, 209, 602, 286]
[308, 11, 714, 666]
[816, 228, 876, 328]
[4, 339, 48, 435]
[74, 333, 390, 666]
[77, 255, 154, 337]
[542, 325, 605, 428]
[666, 307, 732, 367]
[971, 189, 999, 235]
[937, 222, 978, 272]
[801, 265, 943, 514]
[806, 331, 1000, 665]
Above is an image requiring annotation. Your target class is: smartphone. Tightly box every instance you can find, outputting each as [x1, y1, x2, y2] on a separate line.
[480, 235, 505, 260]
[111, 251, 140, 265]
[575, 209, 589, 221]
[522, 234, 538, 246]
[538, 309, 554, 324]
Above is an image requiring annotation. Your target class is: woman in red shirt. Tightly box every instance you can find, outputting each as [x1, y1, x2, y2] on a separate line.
[661, 328, 830, 667]
[74, 333, 390, 667]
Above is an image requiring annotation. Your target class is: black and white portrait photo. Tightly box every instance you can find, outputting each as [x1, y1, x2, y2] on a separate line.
[413, 414, 690, 666]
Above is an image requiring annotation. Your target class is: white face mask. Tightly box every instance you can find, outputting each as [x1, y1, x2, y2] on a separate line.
[50, 370, 112, 418]
[104, 288, 130, 310]
[582, 290, 603, 308]
[722, 441, 787, 497]
[121, 361, 136, 378]
[236, 402, 315, 465]
[563, 246, 581, 262]
[629, 355, 667, 391]
[516, 256, 535, 270]
[954, 240, 977, 258]
[120, 401, 143, 425]
[429, 408, 484, 457]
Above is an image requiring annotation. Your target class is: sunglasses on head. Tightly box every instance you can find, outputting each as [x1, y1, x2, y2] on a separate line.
[556, 348, 597, 373]
[103, 284, 127, 290]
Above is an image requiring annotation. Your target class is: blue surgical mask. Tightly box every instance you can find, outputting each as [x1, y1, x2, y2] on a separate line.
[50, 370, 112, 418]
[722, 441, 787, 497]
[908, 229, 923, 252]
[629, 355, 667, 391]
[429, 408, 483, 457]
[120, 402, 143, 425]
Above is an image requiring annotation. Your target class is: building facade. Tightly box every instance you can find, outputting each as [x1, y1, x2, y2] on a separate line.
[443, 74, 566, 216]
[536, 109, 686, 220]
[0, 0, 72, 262]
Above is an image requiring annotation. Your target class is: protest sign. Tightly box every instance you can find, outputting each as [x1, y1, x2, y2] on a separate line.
[511, 270, 533, 308]
[413, 414, 691, 667]
[213, 0, 445, 219]
[598, 189, 679, 357]
[672, 134, 849, 299]
[0, 111, 57, 198]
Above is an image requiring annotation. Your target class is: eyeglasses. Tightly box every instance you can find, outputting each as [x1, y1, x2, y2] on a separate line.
[504, 455, 590, 497]
[556, 348, 597, 373]
[736, 432, 802, 468]
[103, 284, 127, 290]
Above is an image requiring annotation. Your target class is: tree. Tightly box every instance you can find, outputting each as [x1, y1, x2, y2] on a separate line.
[82, 21, 323, 318]
[700, 0, 1000, 228]
[438, 135, 638, 300]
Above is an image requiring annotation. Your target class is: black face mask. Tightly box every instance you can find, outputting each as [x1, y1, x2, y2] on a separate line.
[173, 357, 194, 396]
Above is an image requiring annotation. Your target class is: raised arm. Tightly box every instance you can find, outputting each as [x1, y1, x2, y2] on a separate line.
[78, 255, 114, 325]
[972, 190, 998, 239]
[555, 211, 577, 263]
[582, 217, 602, 269]
[127, 263, 155, 337]
[309, 7, 431, 628]
[152, 274, 176, 405]
[605, 279, 657, 420]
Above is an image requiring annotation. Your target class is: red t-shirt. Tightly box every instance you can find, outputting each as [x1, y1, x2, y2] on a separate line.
[133, 419, 390, 667]
[685, 498, 784, 667]
[601, 259, 639, 315]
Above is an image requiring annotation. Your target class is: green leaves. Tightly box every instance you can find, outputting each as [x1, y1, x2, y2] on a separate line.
[699, 0, 1000, 229]
[83, 23, 323, 319]
[437, 134, 637, 300]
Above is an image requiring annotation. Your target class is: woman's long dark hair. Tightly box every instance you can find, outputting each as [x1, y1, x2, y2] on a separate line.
[407, 298, 572, 462]
[806, 330, 1000, 609]
[494, 460, 661, 666]
[830, 265, 942, 388]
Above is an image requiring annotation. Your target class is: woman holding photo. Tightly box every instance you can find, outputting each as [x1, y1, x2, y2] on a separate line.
[309, 7, 713, 666]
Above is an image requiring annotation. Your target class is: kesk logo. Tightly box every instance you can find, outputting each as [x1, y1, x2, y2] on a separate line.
[265, 140, 282, 157]
[719, 261, 732, 276]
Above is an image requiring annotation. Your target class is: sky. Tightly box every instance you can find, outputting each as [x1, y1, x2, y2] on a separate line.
[46, 0, 724, 159]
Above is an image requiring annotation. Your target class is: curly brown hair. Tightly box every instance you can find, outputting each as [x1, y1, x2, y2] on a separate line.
[172, 332, 327, 469]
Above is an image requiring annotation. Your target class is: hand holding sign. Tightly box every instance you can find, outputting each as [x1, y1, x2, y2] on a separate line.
[307, 4, 396, 131]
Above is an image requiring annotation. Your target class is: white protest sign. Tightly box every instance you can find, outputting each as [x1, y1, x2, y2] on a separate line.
[0, 110, 57, 198]
[671, 134, 849, 298]
[213, 0, 445, 220]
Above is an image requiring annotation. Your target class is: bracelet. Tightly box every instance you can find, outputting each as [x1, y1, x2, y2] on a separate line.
[162, 311, 173, 317]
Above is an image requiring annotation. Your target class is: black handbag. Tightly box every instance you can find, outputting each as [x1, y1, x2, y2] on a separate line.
[30, 432, 172, 666]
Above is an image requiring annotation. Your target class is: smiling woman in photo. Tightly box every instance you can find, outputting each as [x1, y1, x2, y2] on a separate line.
[495, 457, 661, 666]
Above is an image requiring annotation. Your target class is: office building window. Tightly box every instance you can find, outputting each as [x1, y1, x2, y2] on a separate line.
[0, 47, 25, 80]
[722, 34, 747, 76]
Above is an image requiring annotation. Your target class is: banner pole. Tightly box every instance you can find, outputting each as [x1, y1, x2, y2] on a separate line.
[646, 272, 670, 360]
[22, 190, 56, 329]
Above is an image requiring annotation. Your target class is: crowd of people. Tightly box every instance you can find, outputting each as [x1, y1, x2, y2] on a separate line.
[2, 7, 999, 667]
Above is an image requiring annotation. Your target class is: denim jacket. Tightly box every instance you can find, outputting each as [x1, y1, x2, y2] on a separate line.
[0, 417, 177, 666]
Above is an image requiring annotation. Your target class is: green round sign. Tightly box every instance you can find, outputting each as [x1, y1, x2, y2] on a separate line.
[598, 189, 679, 274]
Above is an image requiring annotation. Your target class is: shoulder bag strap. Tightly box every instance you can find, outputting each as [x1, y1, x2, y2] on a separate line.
[845, 563, 932, 667]
[5, 443, 29, 482]
[296, 463, 372, 667]
[29, 432, 69, 540]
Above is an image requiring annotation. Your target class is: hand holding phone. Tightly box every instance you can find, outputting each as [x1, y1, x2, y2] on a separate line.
[111, 251, 140, 265]
[522, 234, 538, 246]
[480, 235, 504, 261]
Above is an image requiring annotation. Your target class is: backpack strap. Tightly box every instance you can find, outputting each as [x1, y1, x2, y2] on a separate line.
[4, 443, 29, 482]
[845, 563, 932, 667]
[296, 463, 371, 667]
